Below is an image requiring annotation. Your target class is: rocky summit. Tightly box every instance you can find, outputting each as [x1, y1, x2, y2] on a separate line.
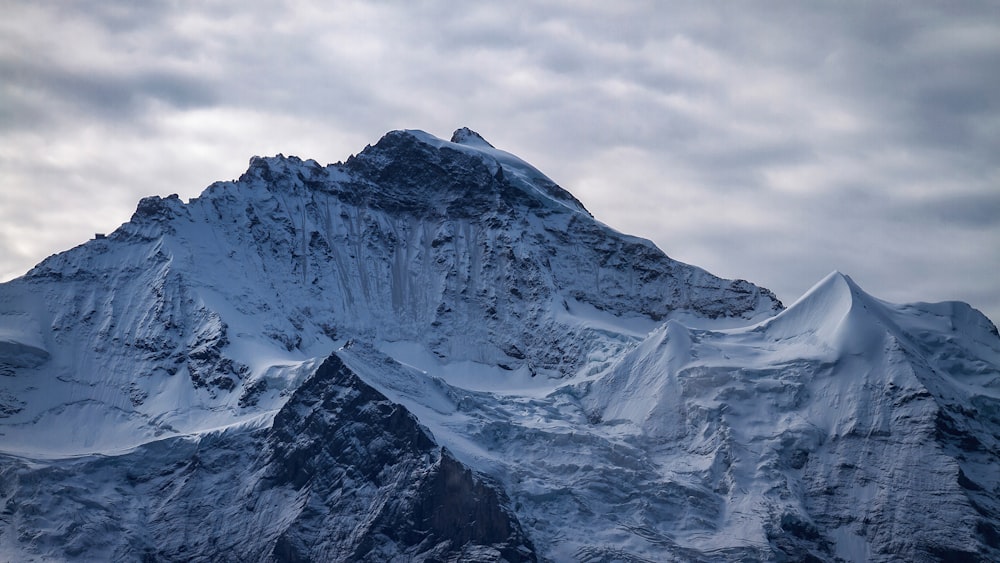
[0, 129, 997, 562]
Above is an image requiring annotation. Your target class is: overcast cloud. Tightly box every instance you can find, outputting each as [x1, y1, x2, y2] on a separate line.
[2, 1, 998, 323]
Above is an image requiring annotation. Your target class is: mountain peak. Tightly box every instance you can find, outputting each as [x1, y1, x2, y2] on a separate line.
[347, 128, 593, 217]
[757, 270, 900, 354]
[7, 129, 996, 562]
[450, 127, 495, 148]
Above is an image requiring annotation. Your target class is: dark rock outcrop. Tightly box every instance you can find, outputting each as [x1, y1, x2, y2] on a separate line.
[0, 354, 534, 562]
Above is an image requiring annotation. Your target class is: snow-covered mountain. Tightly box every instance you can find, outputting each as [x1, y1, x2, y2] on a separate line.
[1, 128, 997, 562]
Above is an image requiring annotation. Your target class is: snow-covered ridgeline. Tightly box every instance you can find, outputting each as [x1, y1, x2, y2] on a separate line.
[575, 272, 1000, 560]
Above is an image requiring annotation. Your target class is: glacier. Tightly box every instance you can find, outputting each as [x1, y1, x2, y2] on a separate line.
[0, 128, 997, 562]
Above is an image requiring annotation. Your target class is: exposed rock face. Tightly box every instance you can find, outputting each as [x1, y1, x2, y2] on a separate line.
[263, 354, 534, 562]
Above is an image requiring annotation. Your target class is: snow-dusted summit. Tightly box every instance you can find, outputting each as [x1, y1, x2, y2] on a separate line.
[1, 129, 998, 561]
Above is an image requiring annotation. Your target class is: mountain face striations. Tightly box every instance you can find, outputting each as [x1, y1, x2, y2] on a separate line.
[0, 128, 997, 562]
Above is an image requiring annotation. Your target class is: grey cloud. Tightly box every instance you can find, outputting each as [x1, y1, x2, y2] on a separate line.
[0, 6, 221, 130]
[56, 0, 178, 34]
[0, 60, 217, 121]
[812, 8, 1000, 158]
[896, 192, 1000, 229]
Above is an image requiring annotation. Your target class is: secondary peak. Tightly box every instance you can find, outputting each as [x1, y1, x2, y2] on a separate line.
[450, 127, 494, 148]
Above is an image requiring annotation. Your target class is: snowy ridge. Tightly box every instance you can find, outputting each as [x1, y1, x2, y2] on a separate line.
[756, 270, 904, 356]
[398, 127, 588, 216]
[580, 271, 1000, 560]
[1, 129, 998, 561]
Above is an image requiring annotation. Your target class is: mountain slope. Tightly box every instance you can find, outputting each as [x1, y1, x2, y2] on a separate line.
[583, 272, 1000, 561]
[1, 129, 998, 562]
[0, 353, 534, 562]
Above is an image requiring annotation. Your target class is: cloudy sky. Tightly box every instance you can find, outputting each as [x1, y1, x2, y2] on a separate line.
[2, 1, 998, 323]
